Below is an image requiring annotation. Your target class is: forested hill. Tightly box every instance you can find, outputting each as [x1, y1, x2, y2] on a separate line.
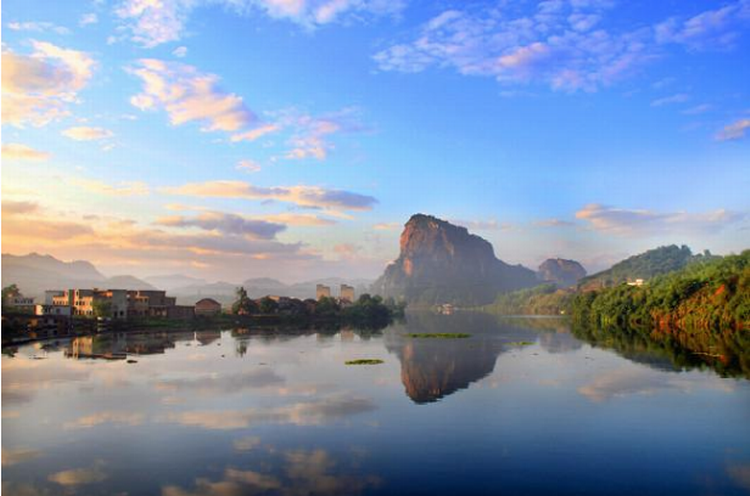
[578, 245, 717, 291]
[571, 249, 750, 332]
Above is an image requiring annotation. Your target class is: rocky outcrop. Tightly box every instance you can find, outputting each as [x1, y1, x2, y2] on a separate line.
[372, 214, 537, 305]
[537, 258, 587, 287]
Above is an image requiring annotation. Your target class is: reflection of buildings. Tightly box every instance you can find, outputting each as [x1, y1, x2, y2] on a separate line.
[65, 331, 195, 360]
[384, 312, 541, 404]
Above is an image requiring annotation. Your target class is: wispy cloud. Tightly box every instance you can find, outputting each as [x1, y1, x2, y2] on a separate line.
[165, 394, 376, 430]
[62, 126, 114, 141]
[7, 21, 70, 35]
[575, 203, 745, 236]
[681, 103, 713, 115]
[71, 178, 150, 196]
[373, 2, 653, 92]
[2, 143, 50, 161]
[128, 59, 255, 133]
[716, 118, 750, 141]
[156, 212, 286, 239]
[655, 1, 750, 50]
[230, 123, 281, 142]
[115, 0, 407, 47]
[172, 45, 188, 58]
[237, 159, 262, 173]
[162, 180, 377, 212]
[48, 461, 107, 486]
[373, 1, 750, 92]
[650, 93, 689, 107]
[79, 13, 99, 26]
[2, 41, 96, 127]
[533, 218, 575, 228]
[450, 219, 513, 231]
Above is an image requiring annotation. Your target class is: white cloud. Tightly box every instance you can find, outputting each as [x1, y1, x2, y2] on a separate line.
[172, 46, 188, 57]
[62, 126, 114, 141]
[71, 178, 150, 196]
[156, 212, 286, 239]
[650, 93, 689, 107]
[2, 143, 51, 161]
[230, 123, 280, 142]
[655, 1, 750, 50]
[115, 0, 407, 48]
[162, 180, 377, 212]
[237, 159, 262, 173]
[575, 204, 745, 236]
[373, 2, 654, 92]
[682, 103, 712, 115]
[2, 41, 96, 127]
[374, 1, 750, 91]
[7, 21, 70, 35]
[716, 118, 750, 141]
[80, 13, 99, 26]
[128, 59, 255, 133]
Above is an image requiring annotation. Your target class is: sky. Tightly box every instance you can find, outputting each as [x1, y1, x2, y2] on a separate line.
[2, 0, 750, 283]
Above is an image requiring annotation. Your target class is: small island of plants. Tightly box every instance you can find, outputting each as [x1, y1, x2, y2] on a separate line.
[406, 333, 471, 339]
[345, 359, 384, 365]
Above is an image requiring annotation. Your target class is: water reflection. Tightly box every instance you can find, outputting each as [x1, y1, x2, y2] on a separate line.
[2, 312, 750, 496]
[384, 312, 541, 403]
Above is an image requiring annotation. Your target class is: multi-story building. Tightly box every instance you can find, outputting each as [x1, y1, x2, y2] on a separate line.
[50, 288, 182, 320]
[316, 284, 331, 300]
[340, 284, 355, 303]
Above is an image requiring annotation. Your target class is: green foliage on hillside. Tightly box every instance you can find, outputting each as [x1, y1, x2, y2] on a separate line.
[481, 283, 574, 315]
[578, 245, 717, 290]
[571, 250, 749, 331]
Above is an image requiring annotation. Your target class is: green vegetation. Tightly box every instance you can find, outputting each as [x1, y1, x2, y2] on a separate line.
[406, 333, 471, 339]
[481, 283, 573, 315]
[92, 299, 113, 318]
[577, 245, 717, 290]
[505, 341, 534, 346]
[231, 287, 259, 315]
[2, 284, 20, 311]
[228, 291, 406, 330]
[570, 251, 750, 374]
[571, 250, 749, 331]
[345, 359, 384, 365]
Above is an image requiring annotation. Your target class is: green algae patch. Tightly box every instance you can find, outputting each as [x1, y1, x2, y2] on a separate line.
[345, 359, 384, 365]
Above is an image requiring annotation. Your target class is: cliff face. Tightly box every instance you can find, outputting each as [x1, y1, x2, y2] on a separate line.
[537, 258, 587, 287]
[372, 214, 537, 305]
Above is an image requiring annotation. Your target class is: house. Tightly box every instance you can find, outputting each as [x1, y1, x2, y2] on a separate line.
[626, 279, 645, 287]
[167, 305, 195, 320]
[195, 298, 222, 316]
[35, 304, 73, 317]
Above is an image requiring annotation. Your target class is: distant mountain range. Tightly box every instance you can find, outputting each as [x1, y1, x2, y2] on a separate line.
[2, 253, 156, 298]
[1, 253, 372, 305]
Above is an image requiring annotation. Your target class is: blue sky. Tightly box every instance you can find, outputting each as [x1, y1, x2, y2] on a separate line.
[2, 0, 749, 282]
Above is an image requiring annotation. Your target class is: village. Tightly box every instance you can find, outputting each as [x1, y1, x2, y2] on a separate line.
[1, 282, 373, 344]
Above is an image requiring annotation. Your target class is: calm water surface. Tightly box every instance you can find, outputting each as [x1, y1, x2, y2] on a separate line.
[3, 312, 750, 496]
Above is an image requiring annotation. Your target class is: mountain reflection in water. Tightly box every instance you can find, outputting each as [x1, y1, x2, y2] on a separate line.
[3, 312, 749, 496]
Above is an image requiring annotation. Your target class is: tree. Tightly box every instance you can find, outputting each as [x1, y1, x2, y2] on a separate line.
[2, 284, 20, 310]
[258, 296, 279, 314]
[232, 286, 258, 315]
[92, 299, 112, 319]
